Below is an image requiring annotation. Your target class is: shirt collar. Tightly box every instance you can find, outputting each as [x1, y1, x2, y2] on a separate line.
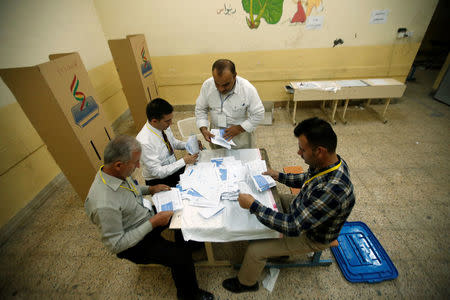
[308, 155, 342, 176]
[146, 121, 163, 135]
[99, 169, 126, 192]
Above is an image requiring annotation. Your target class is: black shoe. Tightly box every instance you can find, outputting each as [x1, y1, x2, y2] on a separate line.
[222, 277, 259, 293]
[195, 289, 214, 300]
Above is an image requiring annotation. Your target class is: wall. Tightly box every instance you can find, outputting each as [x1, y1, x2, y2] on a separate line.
[94, 0, 438, 104]
[0, 0, 127, 228]
[0, 0, 439, 228]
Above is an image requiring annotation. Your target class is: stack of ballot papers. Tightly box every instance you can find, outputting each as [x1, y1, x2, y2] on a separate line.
[151, 188, 183, 212]
[185, 135, 200, 154]
[210, 129, 236, 149]
[245, 160, 276, 192]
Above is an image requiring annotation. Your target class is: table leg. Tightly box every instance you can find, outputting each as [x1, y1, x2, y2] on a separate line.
[382, 98, 391, 123]
[195, 242, 230, 267]
[292, 101, 297, 125]
[341, 99, 349, 124]
[365, 99, 372, 107]
[330, 100, 338, 125]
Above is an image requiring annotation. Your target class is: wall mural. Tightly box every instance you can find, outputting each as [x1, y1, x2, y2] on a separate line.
[217, 0, 324, 29]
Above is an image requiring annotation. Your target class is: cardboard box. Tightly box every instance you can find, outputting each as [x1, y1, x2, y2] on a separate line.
[0, 53, 114, 200]
[108, 34, 159, 130]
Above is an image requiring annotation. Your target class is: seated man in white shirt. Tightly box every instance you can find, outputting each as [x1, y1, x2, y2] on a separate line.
[137, 98, 199, 187]
[195, 59, 265, 149]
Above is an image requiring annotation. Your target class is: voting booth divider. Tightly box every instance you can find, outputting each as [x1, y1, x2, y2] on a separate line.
[108, 34, 159, 130]
[0, 53, 114, 200]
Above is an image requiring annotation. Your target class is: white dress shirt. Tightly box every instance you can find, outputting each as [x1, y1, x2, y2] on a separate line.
[195, 76, 265, 132]
[136, 122, 186, 180]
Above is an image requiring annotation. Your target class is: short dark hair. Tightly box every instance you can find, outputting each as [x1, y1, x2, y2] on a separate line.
[294, 117, 337, 153]
[104, 135, 141, 164]
[146, 98, 173, 121]
[212, 59, 236, 76]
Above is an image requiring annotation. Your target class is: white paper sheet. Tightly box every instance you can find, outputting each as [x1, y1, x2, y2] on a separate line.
[185, 135, 199, 154]
[210, 129, 236, 149]
[152, 188, 183, 212]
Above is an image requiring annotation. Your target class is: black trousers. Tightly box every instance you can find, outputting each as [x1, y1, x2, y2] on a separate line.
[146, 166, 186, 188]
[116, 225, 199, 298]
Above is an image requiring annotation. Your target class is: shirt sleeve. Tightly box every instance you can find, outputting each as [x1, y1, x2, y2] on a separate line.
[249, 185, 341, 236]
[240, 84, 265, 132]
[278, 172, 307, 188]
[167, 128, 187, 150]
[195, 81, 210, 129]
[89, 205, 153, 254]
[140, 143, 186, 179]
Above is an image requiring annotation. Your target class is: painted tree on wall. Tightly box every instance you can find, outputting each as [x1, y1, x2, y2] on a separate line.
[242, 0, 284, 29]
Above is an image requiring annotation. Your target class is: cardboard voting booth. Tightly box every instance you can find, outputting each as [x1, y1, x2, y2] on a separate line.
[108, 34, 159, 130]
[0, 53, 114, 200]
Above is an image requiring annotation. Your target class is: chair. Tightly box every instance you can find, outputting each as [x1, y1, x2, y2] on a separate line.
[282, 165, 304, 195]
[177, 117, 210, 149]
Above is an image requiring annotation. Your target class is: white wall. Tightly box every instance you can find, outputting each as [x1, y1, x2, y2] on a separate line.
[94, 0, 438, 56]
[0, 0, 111, 107]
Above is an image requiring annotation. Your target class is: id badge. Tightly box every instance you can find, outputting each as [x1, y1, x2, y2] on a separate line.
[217, 113, 227, 128]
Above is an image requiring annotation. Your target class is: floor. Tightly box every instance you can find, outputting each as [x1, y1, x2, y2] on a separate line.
[0, 69, 449, 299]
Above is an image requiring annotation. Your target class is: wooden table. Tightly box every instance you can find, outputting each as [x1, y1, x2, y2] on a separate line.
[288, 78, 406, 125]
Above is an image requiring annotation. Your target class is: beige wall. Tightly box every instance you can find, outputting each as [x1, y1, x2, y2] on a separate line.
[0, 0, 439, 228]
[0, 0, 127, 228]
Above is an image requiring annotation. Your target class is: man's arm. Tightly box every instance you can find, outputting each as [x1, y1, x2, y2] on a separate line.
[140, 143, 186, 179]
[90, 206, 153, 254]
[240, 186, 341, 236]
[195, 81, 211, 131]
[239, 84, 265, 133]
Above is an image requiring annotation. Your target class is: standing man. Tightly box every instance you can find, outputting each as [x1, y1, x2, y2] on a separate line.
[195, 59, 265, 149]
[137, 98, 199, 187]
[222, 117, 355, 293]
[85, 135, 213, 300]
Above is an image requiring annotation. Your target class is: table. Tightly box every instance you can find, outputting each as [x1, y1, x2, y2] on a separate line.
[287, 78, 406, 124]
[169, 148, 281, 266]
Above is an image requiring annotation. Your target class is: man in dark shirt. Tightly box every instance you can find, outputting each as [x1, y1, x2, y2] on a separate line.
[222, 117, 355, 293]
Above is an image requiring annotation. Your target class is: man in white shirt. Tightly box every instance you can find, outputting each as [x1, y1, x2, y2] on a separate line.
[137, 98, 199, 187]
[195, 59, 265, 149]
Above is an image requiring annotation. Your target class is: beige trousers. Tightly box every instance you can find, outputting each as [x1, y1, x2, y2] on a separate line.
[237, 194, 331, 286]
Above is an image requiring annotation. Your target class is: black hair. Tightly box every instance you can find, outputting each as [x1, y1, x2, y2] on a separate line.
[146, 98, 173, 121]
[294, 117, 337, 153]
[212, 59, 236, 76]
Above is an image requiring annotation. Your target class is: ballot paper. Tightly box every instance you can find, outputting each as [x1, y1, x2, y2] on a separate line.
[185, 135, 199, 154]
[152, 188, 183, 212]
[245, 160, 276, 192]
[198, 204, 225, 219]
[210, 129, 236, 149]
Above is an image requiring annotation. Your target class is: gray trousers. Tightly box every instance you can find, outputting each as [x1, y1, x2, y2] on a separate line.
[237, 194, 331, 286]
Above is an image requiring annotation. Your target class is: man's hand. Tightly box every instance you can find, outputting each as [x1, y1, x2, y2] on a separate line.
[148, 184, 170, 195]
[238, 193, 255, 209]
[183, 153, 199, 165]
[223, 125, 244, 141]
[263, 168, 279, 181]
[200, 127, 214, 143]
[149, 211, 173, 227]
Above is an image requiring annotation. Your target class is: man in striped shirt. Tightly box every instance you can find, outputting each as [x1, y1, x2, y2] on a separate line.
[222, 117, 355, 293]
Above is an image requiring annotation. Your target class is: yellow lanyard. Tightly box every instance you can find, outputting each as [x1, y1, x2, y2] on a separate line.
[99, 165, 138, 196]
[146, 124, 173, 153]
[302, 160, 342, 188]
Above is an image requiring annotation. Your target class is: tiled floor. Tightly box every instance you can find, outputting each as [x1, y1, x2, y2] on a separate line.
[1, 69, 449, 299]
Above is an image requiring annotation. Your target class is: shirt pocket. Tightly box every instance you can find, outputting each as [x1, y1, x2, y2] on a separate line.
[231, 99, 248, 117]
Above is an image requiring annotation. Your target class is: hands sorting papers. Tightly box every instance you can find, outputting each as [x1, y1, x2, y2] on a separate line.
[245, 160, 276, 192]
[185, 135, 200, 155]
[210, 129, 236, 149]
[152, 188, 184, 212]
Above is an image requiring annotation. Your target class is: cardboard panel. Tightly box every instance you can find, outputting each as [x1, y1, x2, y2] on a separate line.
[108, 34, 159, 130]
[0, 53, 114, 200]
